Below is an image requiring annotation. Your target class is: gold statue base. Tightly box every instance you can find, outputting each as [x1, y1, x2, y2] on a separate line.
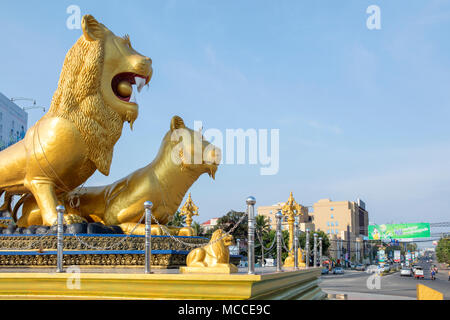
[283, 249, 306, 268]
[180, 264, 238, 274]
[0, 268, 326, 300]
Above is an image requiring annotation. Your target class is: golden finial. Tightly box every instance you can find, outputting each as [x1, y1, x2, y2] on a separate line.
[281, 191, 303, 218]
[282, 192, 306, 268]
[179, 193, 199, 227]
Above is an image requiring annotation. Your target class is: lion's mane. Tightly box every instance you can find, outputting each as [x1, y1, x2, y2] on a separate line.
[47, 36, 123, 175]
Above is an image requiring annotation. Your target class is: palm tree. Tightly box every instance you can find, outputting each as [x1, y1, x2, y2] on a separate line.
[255, 215, 270, 238]
[191, 221, 204, 236]
[167, 211, 185, 227]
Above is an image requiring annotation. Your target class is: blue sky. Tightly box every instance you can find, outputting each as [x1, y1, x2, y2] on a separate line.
[0, 0, 449, 226]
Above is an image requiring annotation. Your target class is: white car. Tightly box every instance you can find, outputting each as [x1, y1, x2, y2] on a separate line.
[400, 268, 412, 277]
[366, 265, 379, 273]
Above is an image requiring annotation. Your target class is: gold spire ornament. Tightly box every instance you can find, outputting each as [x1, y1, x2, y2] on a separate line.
[179, 193, 199, 228]
[282, 192, 306, 267]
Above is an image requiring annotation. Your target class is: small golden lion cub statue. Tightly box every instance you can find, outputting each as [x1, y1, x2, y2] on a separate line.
[181, 229, 238, 274]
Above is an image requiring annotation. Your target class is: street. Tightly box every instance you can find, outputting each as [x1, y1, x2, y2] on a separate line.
[320, 260, 450, 300]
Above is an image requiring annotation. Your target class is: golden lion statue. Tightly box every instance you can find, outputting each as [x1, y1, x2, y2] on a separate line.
[16, 116, 221, 236]
[0, 15, 152, 226]
[181, 229, 238, 274]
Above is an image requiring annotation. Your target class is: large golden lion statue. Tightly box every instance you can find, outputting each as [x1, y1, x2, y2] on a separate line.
[182, 229, 238, 273]
[15, 116, 221, 236]
[0, 15, 152, 226]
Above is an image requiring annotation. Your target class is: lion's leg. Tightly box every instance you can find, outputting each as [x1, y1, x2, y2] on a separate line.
[26, 180, 59, 226]
[186, 249, 207, 267]
[119, 223, 164, 236]
[17, 207, 42, 228]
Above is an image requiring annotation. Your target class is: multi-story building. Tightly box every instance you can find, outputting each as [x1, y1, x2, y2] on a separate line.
[257, 202, 314, 232]
[0, 93, 28, 151]
[311, 198, 368, 238]
[311, 198, 369, 263]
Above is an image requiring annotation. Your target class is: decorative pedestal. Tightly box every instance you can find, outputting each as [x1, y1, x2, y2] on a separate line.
[0, 268, 326, 300]
[180, 264, 238, 274]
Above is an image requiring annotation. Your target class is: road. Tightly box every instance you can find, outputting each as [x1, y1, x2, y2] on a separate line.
[320, 260, 449, 300]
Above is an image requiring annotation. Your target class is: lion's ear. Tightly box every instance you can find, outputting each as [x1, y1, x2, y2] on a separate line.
[82, 15, 105, 41]
[170, 116, 186, 132]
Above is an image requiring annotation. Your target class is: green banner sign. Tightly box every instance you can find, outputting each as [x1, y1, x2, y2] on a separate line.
[368, 223, 430, 240]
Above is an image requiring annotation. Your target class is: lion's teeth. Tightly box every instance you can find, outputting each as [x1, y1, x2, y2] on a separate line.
[130, 85, 137, 104]
[135, 77, 146, 93]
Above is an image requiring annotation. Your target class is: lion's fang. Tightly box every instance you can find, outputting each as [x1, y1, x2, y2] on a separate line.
[135, 77, 146, 93]
[130, 85, 137, 104]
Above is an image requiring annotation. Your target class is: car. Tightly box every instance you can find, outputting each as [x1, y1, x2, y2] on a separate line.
[411, 265, 419, 273]
[366, 265, 379, 273]
[355, 264, 365, 271]
[350, 263, 356, 270]
[333, 267, 344, 274]
[384, 264, 391, 272]
[400, 267, 412, 277]
[414, 266, 424, 279]
[321, 268, 329, 275]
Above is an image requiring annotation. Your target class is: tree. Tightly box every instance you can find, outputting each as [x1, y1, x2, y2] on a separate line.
[299, 230, 330, 257]
[212, 210, 248, 240]
[255, 215, 270, 236]
[191, 221, 204, 237]
[167, 211, 185, 227]
[436, 238, 450, 264]
[255, 229, 290, 262]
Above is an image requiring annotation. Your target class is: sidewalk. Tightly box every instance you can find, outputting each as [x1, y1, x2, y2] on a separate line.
[324, 290, 415, 300]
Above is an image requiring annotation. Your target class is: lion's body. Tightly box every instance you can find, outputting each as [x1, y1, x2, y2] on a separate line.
[17, 117, 220, 236]
[0, 15, 152, 226]
[186, 229, 237, 271]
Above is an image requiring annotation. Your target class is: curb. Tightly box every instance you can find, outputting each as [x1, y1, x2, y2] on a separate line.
[327, 293, 348, 300]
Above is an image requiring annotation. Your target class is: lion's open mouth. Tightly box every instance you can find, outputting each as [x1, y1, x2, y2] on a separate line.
[111, 73, 150, 104]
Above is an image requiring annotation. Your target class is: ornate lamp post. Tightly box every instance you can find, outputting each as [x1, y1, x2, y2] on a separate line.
[179, 193, 199, 230]
[282, 192, 304, 267]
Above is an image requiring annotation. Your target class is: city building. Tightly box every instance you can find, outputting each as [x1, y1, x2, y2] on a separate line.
[311, 198, 368, 238]
[200, 218, 219, 232]
[311, 198, 369, 264]
[257, 202, 314, 232]
[0, 92, 28, 151]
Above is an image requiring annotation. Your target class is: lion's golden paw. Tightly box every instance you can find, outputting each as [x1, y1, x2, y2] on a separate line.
[64, 214, 88, 225]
